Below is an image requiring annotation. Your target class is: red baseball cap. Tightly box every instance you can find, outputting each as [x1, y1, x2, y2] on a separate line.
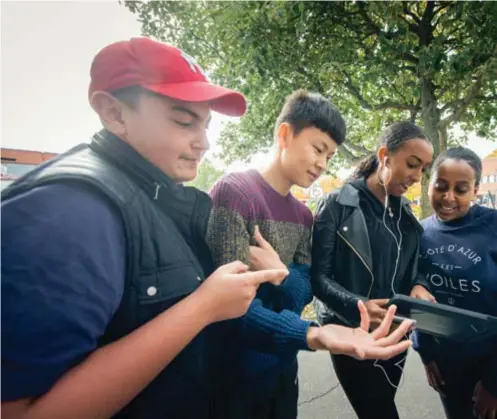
[89, 37, 247, 117]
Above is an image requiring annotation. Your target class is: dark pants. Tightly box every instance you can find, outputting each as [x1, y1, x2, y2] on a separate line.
[331, 352, 407, 419]
[435, 354, 490, 419]
[212, 363, 299, 419]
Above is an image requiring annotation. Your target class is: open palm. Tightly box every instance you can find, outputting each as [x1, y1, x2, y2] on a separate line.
[319, 301, 413, 360]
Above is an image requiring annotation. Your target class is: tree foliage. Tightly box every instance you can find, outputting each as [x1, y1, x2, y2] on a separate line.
[186, 158, 225, 192]
[125, 0, 497, 215]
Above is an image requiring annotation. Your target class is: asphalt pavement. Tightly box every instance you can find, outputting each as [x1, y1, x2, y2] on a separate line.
[297, 350, 445, 419]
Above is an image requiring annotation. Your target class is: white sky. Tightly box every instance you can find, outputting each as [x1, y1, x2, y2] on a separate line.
[1, 1, 495, 177]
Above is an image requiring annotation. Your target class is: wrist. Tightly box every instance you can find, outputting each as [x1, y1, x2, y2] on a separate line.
[306, 325, 323, 351]
[185, 287, 218, 326]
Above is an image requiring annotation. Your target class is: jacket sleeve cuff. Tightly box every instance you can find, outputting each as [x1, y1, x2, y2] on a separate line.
[278, 315, 316, 353]
[412, 275, 432, 293]
[240, 300, 316, 355]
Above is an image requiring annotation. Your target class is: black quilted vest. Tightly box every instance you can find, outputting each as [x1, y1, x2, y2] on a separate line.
[1, 130, 215, 418]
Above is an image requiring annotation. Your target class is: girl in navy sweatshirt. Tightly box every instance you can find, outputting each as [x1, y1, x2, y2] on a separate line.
[413, 147, 497, 419]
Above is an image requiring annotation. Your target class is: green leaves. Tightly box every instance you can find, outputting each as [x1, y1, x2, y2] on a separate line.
[124, 0, 497, 168]
[186, 158, 225, 192]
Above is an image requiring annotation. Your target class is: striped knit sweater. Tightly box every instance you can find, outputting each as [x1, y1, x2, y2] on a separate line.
[207, 169, 315, 387]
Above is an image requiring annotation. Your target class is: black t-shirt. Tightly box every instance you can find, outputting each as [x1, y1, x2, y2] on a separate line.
[350, 178, 418, 299]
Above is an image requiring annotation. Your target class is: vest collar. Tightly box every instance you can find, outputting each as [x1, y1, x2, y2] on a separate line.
[90, 130, 213, 254]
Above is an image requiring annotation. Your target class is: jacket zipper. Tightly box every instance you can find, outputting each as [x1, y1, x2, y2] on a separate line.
[337, 230, 375, 298]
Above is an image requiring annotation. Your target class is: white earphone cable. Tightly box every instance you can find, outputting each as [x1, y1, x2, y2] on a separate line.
[372, 174, 411, 389]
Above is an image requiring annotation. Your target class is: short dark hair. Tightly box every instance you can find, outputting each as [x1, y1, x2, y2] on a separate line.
[274, 89, 346, 145]
[432, 146, 482, 186]
[351, 121, 430, 179]
[110, 86, 158, 109]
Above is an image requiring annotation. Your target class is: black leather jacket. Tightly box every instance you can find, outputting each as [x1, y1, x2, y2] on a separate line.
[311, 183, 430, 327]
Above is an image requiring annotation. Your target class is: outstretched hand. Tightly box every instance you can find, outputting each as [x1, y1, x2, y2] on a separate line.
[307, 301, 414, 360]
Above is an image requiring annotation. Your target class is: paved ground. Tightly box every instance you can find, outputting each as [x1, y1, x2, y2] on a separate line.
[297, 350, 445, 419]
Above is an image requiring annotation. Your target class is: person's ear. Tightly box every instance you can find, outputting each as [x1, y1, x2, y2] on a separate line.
[276, 123, 292, 150]
[377, 146, 389, 167]
[89, 91, 128, 137]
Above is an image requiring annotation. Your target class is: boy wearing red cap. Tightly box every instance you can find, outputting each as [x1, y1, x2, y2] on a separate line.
[1, 37, 289, 419]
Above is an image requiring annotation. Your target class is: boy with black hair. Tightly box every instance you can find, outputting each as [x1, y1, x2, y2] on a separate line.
[207, 90, 413, 419]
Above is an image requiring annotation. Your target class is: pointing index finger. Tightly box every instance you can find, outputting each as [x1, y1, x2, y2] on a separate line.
[242, 268, 289, 286]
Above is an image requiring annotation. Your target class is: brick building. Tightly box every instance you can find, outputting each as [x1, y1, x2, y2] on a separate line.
[1, 148, 58, 190]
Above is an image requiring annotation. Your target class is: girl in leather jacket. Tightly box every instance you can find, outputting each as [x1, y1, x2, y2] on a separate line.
[311, 121, 435, 419]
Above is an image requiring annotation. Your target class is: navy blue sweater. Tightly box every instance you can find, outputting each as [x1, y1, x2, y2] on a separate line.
[413, 205, 497, 396]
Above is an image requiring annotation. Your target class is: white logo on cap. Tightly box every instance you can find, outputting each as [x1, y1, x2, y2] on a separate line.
[181, 51, 206, 76]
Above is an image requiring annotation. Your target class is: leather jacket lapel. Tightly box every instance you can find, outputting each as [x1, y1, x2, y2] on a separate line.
[339, 208, 373, 274]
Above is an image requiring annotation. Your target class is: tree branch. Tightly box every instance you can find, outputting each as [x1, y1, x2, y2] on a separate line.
[342, 70, 371, 108]
[441, 94, 497, 114]
[399, 2, 421, 36]
[356, 1, 419, 48]
[439, 46, 497, 127]
[384, 77, 412, 104]
[159, 18, 225, 62]
[401, 65, 417, 73]
[338, 143, 368, 164]
[433, 1, 455, 15]
[356, 2, 382, 36]
[402, 2, 421, 25]
[296, 66, 325, 94]
[475, 94, 497, 101]
[421, 1, 436, 26]
[398, 51, 420, 64]
[342, 71, 420, 112]
[438, 77, 483, 128]
[410, 98, 421, 122]
[399, 15, 420, 36]
[419, 0, 435, 46]
[342, 141, 371, 155]
[432, 2, 456, 31]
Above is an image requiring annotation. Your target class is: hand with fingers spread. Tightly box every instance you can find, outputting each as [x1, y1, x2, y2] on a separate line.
[306, 301, 414, 360]
[364, 298, 389, 326]
[424, 361, 445, 396]
[197, 261, 289, 322]
[249, 225, 289, 283]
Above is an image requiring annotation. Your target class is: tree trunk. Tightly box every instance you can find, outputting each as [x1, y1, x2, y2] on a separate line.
[420, 172, 431, 220]
[419, 78, 441, 219]
[420, 79, 441, 154]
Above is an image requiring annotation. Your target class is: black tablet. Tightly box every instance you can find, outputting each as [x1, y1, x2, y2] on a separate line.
[387, 294, 497, 342]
